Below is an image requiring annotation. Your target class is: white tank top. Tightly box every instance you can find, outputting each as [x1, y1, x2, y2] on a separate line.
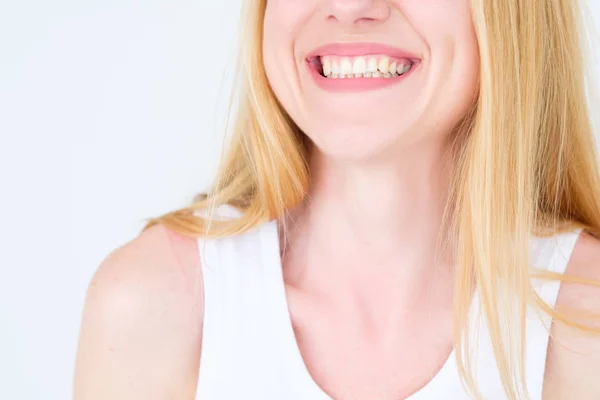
[196, 206, 582, 400]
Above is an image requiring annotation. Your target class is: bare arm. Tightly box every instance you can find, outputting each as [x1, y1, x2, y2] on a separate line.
[543, 232, 600, 400]
[73, 225, 203, 400]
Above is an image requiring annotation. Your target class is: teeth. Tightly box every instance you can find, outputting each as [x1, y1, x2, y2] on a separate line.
[378, 58, 390, 74]
[319, 55, 415, 79]
[367, 58, 378, 73]
[332, 61, 340, 75]
[340, 58, 353, 75]
[323, 59, 331, 76]
[389, 61, 397, 75]
[352, 58, 367, 74]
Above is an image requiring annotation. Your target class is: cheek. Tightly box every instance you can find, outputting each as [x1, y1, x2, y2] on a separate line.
[401, 0, 480, 118]
[263, 0, 298, 39]
[400, 0, 477, 55]
[263, 1, 316, 64]
[262, 1, 312, 113]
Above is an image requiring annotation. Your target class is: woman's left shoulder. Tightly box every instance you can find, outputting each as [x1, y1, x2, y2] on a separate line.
[561, 231, 600, 288]
[543, 231, 600, 399]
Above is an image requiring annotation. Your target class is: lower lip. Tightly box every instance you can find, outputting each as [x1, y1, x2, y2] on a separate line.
[307, 62, 418, 92]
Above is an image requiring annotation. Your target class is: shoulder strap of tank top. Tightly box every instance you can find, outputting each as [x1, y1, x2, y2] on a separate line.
[196, 208, 299, 398]
[546, 228, 583, 275]
[530, 228, 583, 312]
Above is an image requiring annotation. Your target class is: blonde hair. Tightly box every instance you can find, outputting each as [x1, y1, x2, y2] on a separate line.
[143, 0, 600, 398]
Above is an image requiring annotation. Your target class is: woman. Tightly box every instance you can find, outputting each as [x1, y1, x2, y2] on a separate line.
[73, 0, 600, 399]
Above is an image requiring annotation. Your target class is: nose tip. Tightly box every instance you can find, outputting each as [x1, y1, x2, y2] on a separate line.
[327, 0, 390, 25]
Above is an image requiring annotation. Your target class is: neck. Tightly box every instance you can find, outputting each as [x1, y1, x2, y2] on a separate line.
[283, 137, 454, 277]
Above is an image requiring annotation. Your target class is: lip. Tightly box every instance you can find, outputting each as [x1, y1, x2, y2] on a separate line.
[307, 61, 419, 93]
[305, 42, 420, 61]
[304, 43, 421, 93]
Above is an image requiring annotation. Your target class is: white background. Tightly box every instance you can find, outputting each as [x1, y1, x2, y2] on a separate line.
[1, 1, 599, 399]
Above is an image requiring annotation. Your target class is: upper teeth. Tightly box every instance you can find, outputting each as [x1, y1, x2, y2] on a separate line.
[321, 55, 413, 79]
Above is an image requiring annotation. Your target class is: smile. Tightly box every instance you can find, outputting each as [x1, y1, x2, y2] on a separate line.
[305, 43, 421, 92]
[312, 55, 415, 79]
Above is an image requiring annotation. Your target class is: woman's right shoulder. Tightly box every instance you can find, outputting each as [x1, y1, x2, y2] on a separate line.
[73, 224, 204, 399]
[88, 223, 203, 317]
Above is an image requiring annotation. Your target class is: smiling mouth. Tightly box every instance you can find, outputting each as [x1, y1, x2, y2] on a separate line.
[308, 54, 416, 79]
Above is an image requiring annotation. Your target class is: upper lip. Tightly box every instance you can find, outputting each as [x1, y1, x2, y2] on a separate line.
[305, 42, 420, 61]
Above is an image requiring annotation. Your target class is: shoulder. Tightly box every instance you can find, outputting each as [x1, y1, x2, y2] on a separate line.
[558, 231, 600, 315]
[73, 224, 203, 399]
[84, 224, 203, 330]
[543, 231, 600, 399]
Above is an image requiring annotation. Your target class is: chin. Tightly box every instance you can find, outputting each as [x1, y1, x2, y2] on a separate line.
[304, 126, 404, 163]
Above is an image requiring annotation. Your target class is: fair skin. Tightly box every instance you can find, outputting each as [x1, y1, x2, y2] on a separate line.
[73, 1, 600, 399]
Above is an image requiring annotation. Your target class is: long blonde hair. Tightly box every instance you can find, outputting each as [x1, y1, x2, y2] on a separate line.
[144, 0, 600, 398]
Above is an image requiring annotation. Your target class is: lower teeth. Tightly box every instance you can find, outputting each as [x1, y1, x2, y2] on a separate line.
[322, 71, 405, 79]
[321, 66, 411, 79]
